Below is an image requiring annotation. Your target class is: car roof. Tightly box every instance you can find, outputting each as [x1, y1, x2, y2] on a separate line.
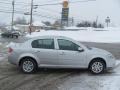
[26, 35, 86, 48]
[31, 35, 72, 40]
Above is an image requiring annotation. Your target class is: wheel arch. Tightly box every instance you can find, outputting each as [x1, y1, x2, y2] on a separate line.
[19, 56, 38, 68]
[88, 57, 107, 69]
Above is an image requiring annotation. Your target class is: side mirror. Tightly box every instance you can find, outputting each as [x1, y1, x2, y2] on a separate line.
[78, 47, 84, 52]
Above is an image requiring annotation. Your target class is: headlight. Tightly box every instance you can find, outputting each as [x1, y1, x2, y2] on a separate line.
[107, 54, 114, 59]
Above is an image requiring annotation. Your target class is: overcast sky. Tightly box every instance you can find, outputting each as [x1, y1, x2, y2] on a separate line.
[0, 0, 120, 27]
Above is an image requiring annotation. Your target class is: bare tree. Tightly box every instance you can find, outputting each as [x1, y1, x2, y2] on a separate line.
[13, 17, 28, 25]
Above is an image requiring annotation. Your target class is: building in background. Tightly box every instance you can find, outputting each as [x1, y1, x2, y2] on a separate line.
[5, 21, 47, 33]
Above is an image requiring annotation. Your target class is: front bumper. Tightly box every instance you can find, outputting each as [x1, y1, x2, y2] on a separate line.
[114, 60, 120, 68]
[107, 60, 120, 70]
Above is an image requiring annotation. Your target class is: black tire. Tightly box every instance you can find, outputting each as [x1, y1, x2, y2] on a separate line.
[16, 36, 18, 38]
[89, 59, 106, 74]
[20, 58, 38, 74]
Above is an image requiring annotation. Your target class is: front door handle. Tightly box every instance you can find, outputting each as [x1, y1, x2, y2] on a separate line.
[34, 50, 41, 53]
[60, 52, 65, 55]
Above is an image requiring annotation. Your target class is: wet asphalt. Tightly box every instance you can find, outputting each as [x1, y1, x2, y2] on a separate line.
[0, 36, 120, 90]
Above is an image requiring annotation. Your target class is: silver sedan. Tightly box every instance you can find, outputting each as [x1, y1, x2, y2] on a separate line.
[8, 36, 116, 74]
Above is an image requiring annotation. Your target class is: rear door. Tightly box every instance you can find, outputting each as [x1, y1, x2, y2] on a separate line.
[31, 38, 58, 65]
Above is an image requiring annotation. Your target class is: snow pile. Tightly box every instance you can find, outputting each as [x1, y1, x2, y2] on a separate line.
[26, 27, 120, 43]
[104, 27, 120, 31]
[0, 57, 4, 61]
[33, 21, 46, 26]
[100, 62, 120, 90]
[65, 26, 81, 30]
[0, 53, 4, 62]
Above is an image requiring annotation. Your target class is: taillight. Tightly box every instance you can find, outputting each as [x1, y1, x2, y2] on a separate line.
[9, 47, 13, 53]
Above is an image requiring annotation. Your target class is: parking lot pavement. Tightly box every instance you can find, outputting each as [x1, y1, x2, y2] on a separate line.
[0, 36, 29, 43]
[0, 38, 120, 90]
[82, 42, 120, 59]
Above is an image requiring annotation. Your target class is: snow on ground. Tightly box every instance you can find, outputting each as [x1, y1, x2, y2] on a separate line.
[57, 60, 120, 90]
[26, 27, 120, 43]
[0, 54, 4, 61]
[64, 26, 81, 30]
[0, 53, 4, 61]
[98, 62, 120, 90]
[115, 60, 120, 67]
[0, 57, 4, 61]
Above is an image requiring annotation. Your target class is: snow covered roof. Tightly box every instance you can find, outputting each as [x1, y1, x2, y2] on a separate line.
[65, 26, 80, 30]
[15, 24, 29, 27]
[13, 26, 19, 30]
[33, 21, 46, 26]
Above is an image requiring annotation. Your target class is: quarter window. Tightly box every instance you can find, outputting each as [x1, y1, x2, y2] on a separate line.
[58, 39, 79, 51]
[32, 39, 54, 49]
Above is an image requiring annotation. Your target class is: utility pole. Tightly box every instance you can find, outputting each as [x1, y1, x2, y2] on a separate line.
[29, 0, 33, 34]
[11, 0, 15, 31]
[72, 17, 74, 26]
[96, 16, 98, 27]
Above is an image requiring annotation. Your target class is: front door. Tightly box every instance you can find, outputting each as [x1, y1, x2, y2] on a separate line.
[57, 39, 86, 67]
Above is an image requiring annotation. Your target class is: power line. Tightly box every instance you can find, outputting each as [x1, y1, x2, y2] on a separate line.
[34, 0, 96, 6]
[0, 0, 30, 5]
[0, 0, 96, 21]
[37, 8, 61, 15]
[69, 0, 96, 4]
[0, 5, 59, 19]
[0, 9, 58, 20]
[0, 6, 30, 14]
[0, 0, 30, 4]
[0, 1, 60, 6]
[0, 0, 96, 7]
[35, 13, 59, 19]
[0, 1, 30, 6]
[0, 5, 60, 18]
[0, 0, 96, 15]
[34, 2, 62, 7]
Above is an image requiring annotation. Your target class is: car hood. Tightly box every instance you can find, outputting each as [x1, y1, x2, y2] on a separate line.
[90, 47, 111, 55]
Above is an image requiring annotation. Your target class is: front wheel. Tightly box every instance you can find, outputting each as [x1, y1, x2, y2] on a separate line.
[20, 58, 38, 74]
[89, 60, 106, 74]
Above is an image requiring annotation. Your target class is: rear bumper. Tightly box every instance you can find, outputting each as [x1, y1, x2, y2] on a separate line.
[8, 54, 18, 66]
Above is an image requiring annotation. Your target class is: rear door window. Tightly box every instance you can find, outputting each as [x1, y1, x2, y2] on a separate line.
[32, 39, 54, 49]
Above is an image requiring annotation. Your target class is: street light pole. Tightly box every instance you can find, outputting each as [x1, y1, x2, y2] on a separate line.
[105, 16, 110, 27]
[29, 0, 33, 34]
[11, 0, 15, 30]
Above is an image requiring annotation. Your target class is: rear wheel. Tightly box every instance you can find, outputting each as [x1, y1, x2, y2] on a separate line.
[89, 60, 106, 74]
[20, 58, 38, 74]
[16, 36, 18, 38]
